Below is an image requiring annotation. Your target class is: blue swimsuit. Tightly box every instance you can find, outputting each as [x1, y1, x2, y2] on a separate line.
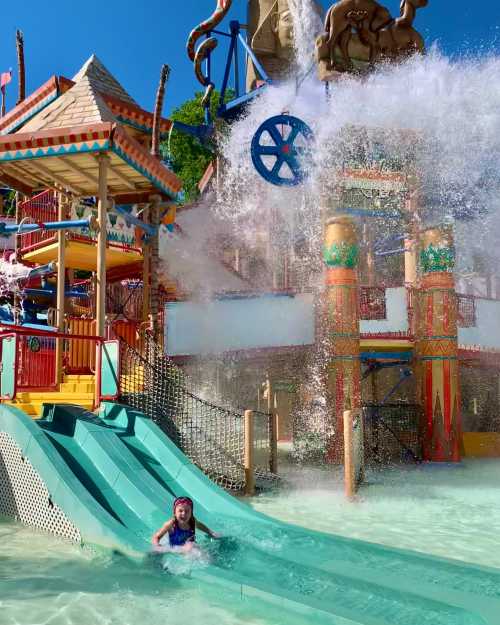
[169, 522, 195, 547]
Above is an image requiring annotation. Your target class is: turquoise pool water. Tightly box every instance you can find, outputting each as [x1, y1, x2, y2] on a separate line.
[1, 459, 499, 625]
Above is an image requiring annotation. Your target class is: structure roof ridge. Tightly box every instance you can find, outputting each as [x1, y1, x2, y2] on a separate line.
[17, 58, 132, 132]
[72, 54, 137, 106]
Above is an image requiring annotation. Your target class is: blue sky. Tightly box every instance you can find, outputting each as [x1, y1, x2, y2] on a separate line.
[0, 1, 499, 117]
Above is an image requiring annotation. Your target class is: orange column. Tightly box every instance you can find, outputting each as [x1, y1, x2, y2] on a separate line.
[323, 215, 361, 463]
[416, 226, 461, 462]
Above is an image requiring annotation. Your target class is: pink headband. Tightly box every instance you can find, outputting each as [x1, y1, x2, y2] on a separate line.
[173, 497, 193, 512]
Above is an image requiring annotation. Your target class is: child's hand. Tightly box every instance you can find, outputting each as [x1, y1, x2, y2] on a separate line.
[152, 545, 170, 554]
[210, 532, 222, 539]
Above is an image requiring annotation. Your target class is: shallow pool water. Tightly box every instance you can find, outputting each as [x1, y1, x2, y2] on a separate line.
[253, 458, 500, 569]
[1, 459, 499, 625]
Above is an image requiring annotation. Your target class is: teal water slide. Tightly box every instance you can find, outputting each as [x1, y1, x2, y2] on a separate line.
[1, 401, 499, 625]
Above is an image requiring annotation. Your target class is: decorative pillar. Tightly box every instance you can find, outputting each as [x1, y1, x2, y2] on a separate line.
[416, 226, 461, 462]
[323, 215, 361, 463]
[96, 154, 109, 339]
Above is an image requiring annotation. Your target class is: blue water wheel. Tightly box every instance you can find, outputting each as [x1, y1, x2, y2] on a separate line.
[251, 114, 314, 187]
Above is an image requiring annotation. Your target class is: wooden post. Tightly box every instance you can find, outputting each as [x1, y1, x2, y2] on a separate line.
[267, 377, 278, 474]
[405, 194, 419, 287]
[343, 409, 354, 500]
[16, 30, 26, 105]
[13, 192, 20, 323]
[96, 154, 109, 339]
[55, 192, 68, 384]
[364, 223, 375, 286]
[244, 410, 255, 496]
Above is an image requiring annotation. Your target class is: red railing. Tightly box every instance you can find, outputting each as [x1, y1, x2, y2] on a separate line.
[18, 190, 58, 252]
[0, 326, 105, 398]
[17, 334, 57, 390]
[360, 286, 387, 320]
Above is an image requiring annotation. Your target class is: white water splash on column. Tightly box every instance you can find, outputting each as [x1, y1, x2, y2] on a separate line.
[288, 0, 324, 75]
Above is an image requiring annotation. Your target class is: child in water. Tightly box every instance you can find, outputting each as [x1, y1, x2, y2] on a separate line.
[152, 496, 219, 553]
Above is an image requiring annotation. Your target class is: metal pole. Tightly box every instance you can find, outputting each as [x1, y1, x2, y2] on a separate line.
[244, 410, 255, 496]
[267, 377, 278, 474]
[343, 409, 354, 500]
[0, 216, 95, 234]
[0, 86, 6, 118]
[55, 192, 68, 384]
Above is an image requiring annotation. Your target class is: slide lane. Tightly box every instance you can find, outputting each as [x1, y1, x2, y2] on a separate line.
[100, 402, 500, 625]
[0, 402, 499, 625]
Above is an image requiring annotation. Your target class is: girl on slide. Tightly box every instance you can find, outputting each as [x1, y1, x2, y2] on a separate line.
[152, 497, 219, 553]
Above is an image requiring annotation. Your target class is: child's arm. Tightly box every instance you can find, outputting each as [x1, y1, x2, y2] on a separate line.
[195, 519, 221, 539]
[152, 519, 174, 546]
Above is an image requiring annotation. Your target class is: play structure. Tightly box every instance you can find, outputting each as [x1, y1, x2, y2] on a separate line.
[2, 1, 500, 623]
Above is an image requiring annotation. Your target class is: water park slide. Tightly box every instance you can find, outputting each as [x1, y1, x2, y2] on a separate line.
[1, 404, 500, 625]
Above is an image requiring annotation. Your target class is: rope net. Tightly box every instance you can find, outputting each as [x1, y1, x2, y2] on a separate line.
[118, 333, 278, 491]
[363, 403, 423, 464]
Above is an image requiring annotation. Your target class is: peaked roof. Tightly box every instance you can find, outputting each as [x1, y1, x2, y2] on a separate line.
[0, 56, 183, 202]
[20, 55, 135, 133]
[72, 55, 137, 106]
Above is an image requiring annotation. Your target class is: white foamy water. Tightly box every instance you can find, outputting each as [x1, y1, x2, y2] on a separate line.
[217, 51, 500, 275]
[289, 0, 324, 75]
[0, 258, 32, 296]
[2, 460, 500, 625]
[253, 458, 500, 569]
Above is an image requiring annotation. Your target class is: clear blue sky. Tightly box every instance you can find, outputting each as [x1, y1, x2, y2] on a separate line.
[0, 1, 498, 117]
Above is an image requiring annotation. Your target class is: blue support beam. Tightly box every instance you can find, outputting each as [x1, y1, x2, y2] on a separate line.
[114, 206, 156, 237]
[0, 216, 94, 235]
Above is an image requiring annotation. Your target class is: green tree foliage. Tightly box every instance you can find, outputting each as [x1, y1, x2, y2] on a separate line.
[163, 90, 232, 202]
[0, 190, 16, 216]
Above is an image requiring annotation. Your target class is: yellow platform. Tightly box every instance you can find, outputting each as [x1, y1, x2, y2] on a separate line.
[5, 374, 95, 418]
[22, 239, 142, 272]
[360, 337, 414, 351]
[462, 432, 500, 458]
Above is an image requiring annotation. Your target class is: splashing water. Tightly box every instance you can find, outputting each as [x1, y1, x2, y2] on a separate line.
[217, 51, 500, 276]
[288, 0, 324, 76]
[0, 257, 32, 297]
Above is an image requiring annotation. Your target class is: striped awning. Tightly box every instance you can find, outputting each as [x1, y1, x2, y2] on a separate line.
[0, 122, 182, 202]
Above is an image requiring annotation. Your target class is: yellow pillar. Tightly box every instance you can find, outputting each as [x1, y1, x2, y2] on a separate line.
[323, 215, 361, 463]
[96, 154, 109, 339]
[416, 226, 461, 462]
[404, 194, 419, 287]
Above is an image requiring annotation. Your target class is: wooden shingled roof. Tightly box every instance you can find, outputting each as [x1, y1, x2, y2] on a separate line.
[0, 55, 182, 203]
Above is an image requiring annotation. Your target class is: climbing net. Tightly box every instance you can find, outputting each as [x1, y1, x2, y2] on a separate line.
[119, 333, 278, 491]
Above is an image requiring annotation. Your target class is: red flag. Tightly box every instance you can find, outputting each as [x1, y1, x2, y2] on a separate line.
[0, 71, 12, 89]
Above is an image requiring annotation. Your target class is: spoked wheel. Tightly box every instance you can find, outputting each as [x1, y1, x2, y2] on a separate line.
[251, 114, 314, 187]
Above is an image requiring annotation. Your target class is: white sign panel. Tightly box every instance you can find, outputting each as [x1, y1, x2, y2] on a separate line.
[165, 293, 315, 357]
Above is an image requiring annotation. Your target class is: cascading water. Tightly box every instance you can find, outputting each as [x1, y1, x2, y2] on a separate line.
[0, 257, 32, 298]
[218, 50, 500, 282]
[288, 0, 324, 76]
[214, 25, 500, 450]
